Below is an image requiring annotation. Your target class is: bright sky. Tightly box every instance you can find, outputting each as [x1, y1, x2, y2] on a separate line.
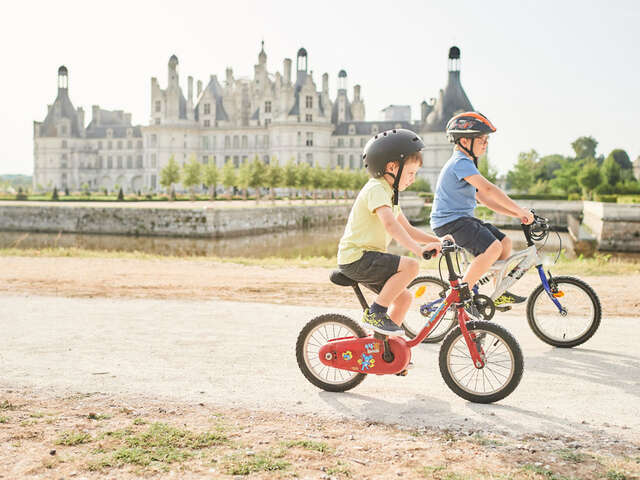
[3, 0, 639, 175]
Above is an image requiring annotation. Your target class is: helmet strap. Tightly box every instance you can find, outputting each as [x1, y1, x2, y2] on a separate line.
[392, 161, 404, 206]
[456, 138, 478, 167]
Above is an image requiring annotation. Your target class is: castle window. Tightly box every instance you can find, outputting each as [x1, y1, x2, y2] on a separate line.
[62, 140, 67, 148]
[117, 140, 123, 149]
[263, 155, 270, 165]
[127, 140, 132, 149]
[204, 103, 211, 115]
[233, 156, 239, 167]
[211, 136, 216, 150]
[126, 128, 133, 138]
[241, 136, 248, 148]
[371, 124, 379, 134]
[305, 96, 313, 109]
[265, 101, 271, 113]
[264, 135, 269, 147]
[136, 156, 143, 169]
[202, 137, 209, 150]
[349, 154, 355, 169]
[233, 136, 239, 149]
[204, 120, 210, 127]
[265, 118, 271, 127]
[348, 124, 356, 135]
[98, 156, 103, 169]
[337, 138, 344, 147]
[137, 140, 142, 149]
[117, 156, 123, 169]
[151, 174, 157, 189]
[155, 101, 161, 113]
[305, 114, 312, 122]
[98, 141, 103, 149]
[306, 153, 313, 166]
[224, 136, 230, 149]
[337, 154, 344, 168]
[127, 156, 132, 169]
[306, 132, 313, 147]
[155, 118, 161, 125]
[297, 132, 301, 146]
[360, 138, 366, 147]
[107, 129, 113, 138]
[150, 135, 157, 147]
[349, 138, 354, 148]
[151, 153, 157, 168]
[108, 156, 113, 168]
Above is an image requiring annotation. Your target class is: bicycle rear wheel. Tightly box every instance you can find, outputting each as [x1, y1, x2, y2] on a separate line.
[526, 276, 601, 348]
[296, 313, 367, 392]
[439, 320, 524, 403]
[403, 276, 456, 344]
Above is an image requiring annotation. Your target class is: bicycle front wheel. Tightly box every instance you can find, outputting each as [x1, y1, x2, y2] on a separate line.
[439, 320, 524, 403]
[526, 276, 601, 348]
[296, 313, 367, 392]
[404, 276, 456, 344]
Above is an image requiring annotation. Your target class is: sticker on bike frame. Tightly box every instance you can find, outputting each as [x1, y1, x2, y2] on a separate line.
[415, 286, 426, 298]
[342, 350, 353, 361]
[358, 354, 375, 371]
[364, 342, 380, 354]
[425, 300, 448, 327]
[553, 291, 564, 298]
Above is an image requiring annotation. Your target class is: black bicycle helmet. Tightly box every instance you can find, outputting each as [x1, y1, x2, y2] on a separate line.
[445, 112, 496, 165]
[362, 129, 425, 205]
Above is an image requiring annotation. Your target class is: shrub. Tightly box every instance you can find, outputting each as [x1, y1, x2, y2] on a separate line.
[595, 194, 618, 203]
[509, 193, 568, 200]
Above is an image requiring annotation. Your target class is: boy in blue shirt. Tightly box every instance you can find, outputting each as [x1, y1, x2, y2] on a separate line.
[430, 112, 533, 305]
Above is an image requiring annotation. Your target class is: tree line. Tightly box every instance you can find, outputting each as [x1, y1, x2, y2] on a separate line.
[504, 136, 639, 198]
[160, 155, 431, 201]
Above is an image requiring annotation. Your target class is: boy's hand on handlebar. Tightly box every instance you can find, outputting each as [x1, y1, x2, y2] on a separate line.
[422, 242, 442, 258]
[520, 209, 534, 225]
[438, 234, 455, 244]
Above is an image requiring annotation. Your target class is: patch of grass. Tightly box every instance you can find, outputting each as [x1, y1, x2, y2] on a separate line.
[224, 450, 290, 475]
[606, 471, 627, 480]
[133, 418, 147, 425]
[88, 412, 111, 420]
[556, 448, 587, 463]
[420, 465, 446, 477]
[470, 433, 505, 447]
[97, 428, 134, 440]
[90, 422, 227, 471]
[56, 430, 92, 446]
[326, 460, 351, 477]
[0, 415, 8, 423]
[0, 400, 17, 410]
[29, 412, 45, 418]
[283, 439, 331, 453]
[521, 464, 573, 480]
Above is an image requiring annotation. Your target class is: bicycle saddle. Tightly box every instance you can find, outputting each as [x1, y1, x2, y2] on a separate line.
[330, 270, 358, 287]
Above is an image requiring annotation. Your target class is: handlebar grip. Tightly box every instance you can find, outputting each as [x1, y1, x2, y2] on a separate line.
[422, 249, 437, 260]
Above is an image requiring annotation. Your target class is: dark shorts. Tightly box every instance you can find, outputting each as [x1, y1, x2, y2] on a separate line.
[433, 216, 505, 257]
[338, 251, 401, 294]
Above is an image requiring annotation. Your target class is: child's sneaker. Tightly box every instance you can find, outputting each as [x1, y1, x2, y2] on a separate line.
[361, 309, 404, 336]
[494, 291, 527, 306]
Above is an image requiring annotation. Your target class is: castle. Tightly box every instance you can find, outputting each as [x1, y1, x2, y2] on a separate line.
[33, 45, 474, 192]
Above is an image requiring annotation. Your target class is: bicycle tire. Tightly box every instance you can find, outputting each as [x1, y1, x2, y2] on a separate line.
[439, 320, 524, 404]
[526, 276, 601, 348]
[296, 313, 367, 392]
[403, 276, 456, 344]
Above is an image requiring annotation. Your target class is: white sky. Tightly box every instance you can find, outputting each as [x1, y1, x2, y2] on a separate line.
[3, 0, 639, 175]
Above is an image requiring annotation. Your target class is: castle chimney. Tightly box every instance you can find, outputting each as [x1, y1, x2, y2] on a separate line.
[354, 85, 361, 101]
[197, 80, 202, 97]
[283, 58, 292, 85]
[322, 73, 328, 93]
[188, 76, 193, 104]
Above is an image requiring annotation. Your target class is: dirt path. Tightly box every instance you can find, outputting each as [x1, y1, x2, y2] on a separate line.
[0, 256, 637, 316]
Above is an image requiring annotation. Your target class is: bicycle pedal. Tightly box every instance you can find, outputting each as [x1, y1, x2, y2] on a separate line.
[495, 306, 512, 312]
[395, 369, 409, 377]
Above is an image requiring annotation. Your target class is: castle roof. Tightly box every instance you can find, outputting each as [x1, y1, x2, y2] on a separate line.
[194, 76, 229, 122]
[332, 120, 413, 136]
[39, 89, 82, 137]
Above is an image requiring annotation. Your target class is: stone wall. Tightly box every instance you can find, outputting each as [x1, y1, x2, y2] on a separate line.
[0, 196, 425, 238]
[582, 201, 640, 252]
[487, 200, 584, 229]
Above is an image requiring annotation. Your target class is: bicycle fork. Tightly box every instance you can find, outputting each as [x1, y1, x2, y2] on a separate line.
[536, 266, 567, 316]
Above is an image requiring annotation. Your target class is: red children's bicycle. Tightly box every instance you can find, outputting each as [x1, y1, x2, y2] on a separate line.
[296, 241, 524, 404]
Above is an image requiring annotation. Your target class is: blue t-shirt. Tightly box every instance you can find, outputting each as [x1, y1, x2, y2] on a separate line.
[430, 150, 480, 229]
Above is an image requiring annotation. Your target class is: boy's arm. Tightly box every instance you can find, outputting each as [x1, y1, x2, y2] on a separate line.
[376, 207, 441, 256]
[466, 174, 533, 223]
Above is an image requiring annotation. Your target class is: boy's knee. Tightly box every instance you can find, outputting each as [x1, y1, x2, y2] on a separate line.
[404, 257, 419, 276]
[399, 289, 412, 304]
[486, 240, 502, 259]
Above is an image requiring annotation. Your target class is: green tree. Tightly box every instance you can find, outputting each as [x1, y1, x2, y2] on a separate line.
[237, 159, 251, 200]
[51, 186, 59, 201]
[117, 187, 124, 201]
[506, 150, 538, 193]
[310, 166, 326, 203]
[606, 149, 632, 171]
[296, 162, 312, 203]
[601, 155, 622, 188]
[549, 160, 582, 195]
[182, 155, 203, 200]
[202, 157, 219, 200]
[322, 166, 336, 200]
[160, 155, 181, 199]
[335, 166, 351, 201]
[248, 157, 267, 203]
[571, 136, 598, 161]
[478, 155, 498, 183]
[533, 154, 565, 182]
[221, 159, 237, 198]
[283, 159, 298, 203]
[578, 160, 603, 199]
[407, 177, 431, 192]
[265, 161, 284, 203]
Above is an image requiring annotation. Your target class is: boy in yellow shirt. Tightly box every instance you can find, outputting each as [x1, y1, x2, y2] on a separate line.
[338, 129, 447, 336]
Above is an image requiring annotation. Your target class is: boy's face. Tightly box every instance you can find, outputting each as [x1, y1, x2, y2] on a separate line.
[387, 159, 421, 191]
[460, 135, 489, 157]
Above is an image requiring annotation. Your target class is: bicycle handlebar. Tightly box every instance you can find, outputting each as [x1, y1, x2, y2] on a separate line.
[422, 249, 437, 260]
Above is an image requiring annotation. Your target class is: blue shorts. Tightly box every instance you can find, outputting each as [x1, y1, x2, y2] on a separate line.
[433, 216, 505, 257]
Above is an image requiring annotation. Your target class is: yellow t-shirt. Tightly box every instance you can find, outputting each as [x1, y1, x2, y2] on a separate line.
[337, 178, 402, 265]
